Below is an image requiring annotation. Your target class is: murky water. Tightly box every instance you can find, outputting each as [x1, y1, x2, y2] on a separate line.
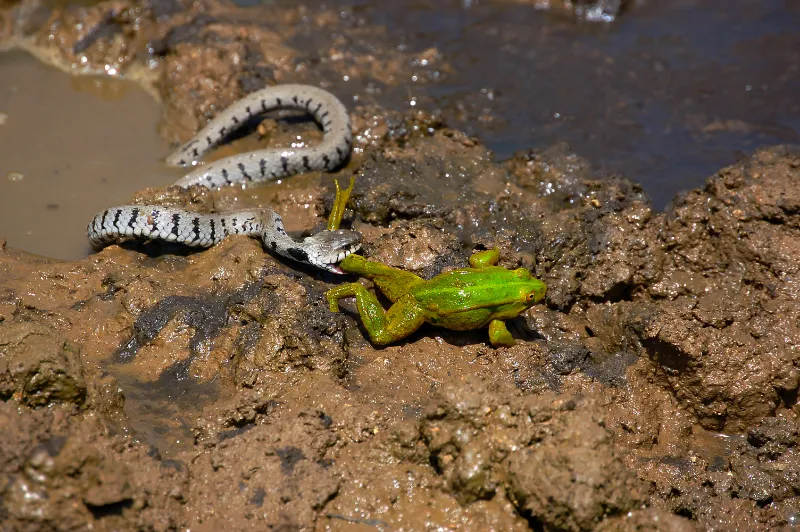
[0, 50, 180, 260]
[291, 0, 800, 209]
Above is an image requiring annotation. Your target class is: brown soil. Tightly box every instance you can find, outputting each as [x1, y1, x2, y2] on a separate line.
[1, 0, 800, 530]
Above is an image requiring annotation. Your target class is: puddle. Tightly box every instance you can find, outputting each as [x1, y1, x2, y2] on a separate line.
[0, 50, 181, 260]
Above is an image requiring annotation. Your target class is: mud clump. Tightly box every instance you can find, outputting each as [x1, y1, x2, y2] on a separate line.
[0, 402, 187, 530]
[504, 142, 655, 310]
[505, 410, 645, 530]
[0, 322, 86, 407]
[2, 139, 799, 528]
[637, 147, 800, 431]
[422, 379, 647, 529]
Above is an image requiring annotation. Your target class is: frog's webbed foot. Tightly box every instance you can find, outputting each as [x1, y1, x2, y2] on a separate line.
[469, 248, 501, 268]
[488, 319, 515, 347]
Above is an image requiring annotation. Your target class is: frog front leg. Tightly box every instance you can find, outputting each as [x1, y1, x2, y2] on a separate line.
[488, 319, 515, 347]
[337, 254, 424, 303]
[327, 284, 427, 345]
[469, 248, 501, 268]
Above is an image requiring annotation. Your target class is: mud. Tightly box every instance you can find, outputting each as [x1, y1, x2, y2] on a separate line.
[1, 0, 800, 530]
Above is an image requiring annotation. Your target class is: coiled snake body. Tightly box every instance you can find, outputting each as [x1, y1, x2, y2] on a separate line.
[87, 84, 361, 273]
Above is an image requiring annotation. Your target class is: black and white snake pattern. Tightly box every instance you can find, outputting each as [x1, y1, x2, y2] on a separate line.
[87, 84, 361, 273]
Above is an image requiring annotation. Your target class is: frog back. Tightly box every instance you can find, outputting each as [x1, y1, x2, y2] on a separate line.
[410, 267, 528, 317]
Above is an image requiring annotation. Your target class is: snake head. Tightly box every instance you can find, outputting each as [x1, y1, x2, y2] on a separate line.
[302, 229, 363, 274]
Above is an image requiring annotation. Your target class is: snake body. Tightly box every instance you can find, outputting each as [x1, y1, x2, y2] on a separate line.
[87, 84, 361, 273]
[169, 84, 352, 188]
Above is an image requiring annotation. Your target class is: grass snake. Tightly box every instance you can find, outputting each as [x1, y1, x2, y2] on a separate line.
[87, 84, 361, 273]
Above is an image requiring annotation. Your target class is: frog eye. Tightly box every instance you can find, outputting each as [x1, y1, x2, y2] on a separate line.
[525, 291, 539, 302]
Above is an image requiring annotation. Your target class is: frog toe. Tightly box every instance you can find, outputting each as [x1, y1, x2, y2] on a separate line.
[488, 319, 516, 347]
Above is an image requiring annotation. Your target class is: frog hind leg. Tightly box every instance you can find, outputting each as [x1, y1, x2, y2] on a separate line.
[327, 285, 426, 345]
[327, 176, 356, 231]
[338, 255, 423, 303]
[469, 248, 501, 268]
[488, 319, 515, 347]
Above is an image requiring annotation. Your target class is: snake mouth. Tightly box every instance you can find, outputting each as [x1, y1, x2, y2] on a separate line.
[321, 245, 360, 274]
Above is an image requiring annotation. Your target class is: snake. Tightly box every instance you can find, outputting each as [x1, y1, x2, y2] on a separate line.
[87, 84, 362, 273]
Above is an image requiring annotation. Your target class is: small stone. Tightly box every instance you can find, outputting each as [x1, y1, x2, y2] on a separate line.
[7, 172, 24, 182]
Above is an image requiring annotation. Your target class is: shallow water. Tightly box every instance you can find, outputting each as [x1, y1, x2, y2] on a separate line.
[290, 0, 800, 209]
[0, 50, 180, 260]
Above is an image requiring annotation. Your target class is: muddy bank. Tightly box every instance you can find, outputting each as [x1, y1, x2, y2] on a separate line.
[1, 0, 800, 530]
[3, 138, 799, 529]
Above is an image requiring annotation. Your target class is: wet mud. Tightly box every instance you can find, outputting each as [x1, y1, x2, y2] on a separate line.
[1, 0, 800, 530]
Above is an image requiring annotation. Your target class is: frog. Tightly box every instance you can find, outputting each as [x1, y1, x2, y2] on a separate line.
[326, 249, 546, 346]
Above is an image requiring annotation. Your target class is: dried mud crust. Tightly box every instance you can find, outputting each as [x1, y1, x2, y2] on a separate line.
[1, 0, 800, 530]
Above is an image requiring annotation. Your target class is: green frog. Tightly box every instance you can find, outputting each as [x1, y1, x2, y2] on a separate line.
[326, 249, 546, 346]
